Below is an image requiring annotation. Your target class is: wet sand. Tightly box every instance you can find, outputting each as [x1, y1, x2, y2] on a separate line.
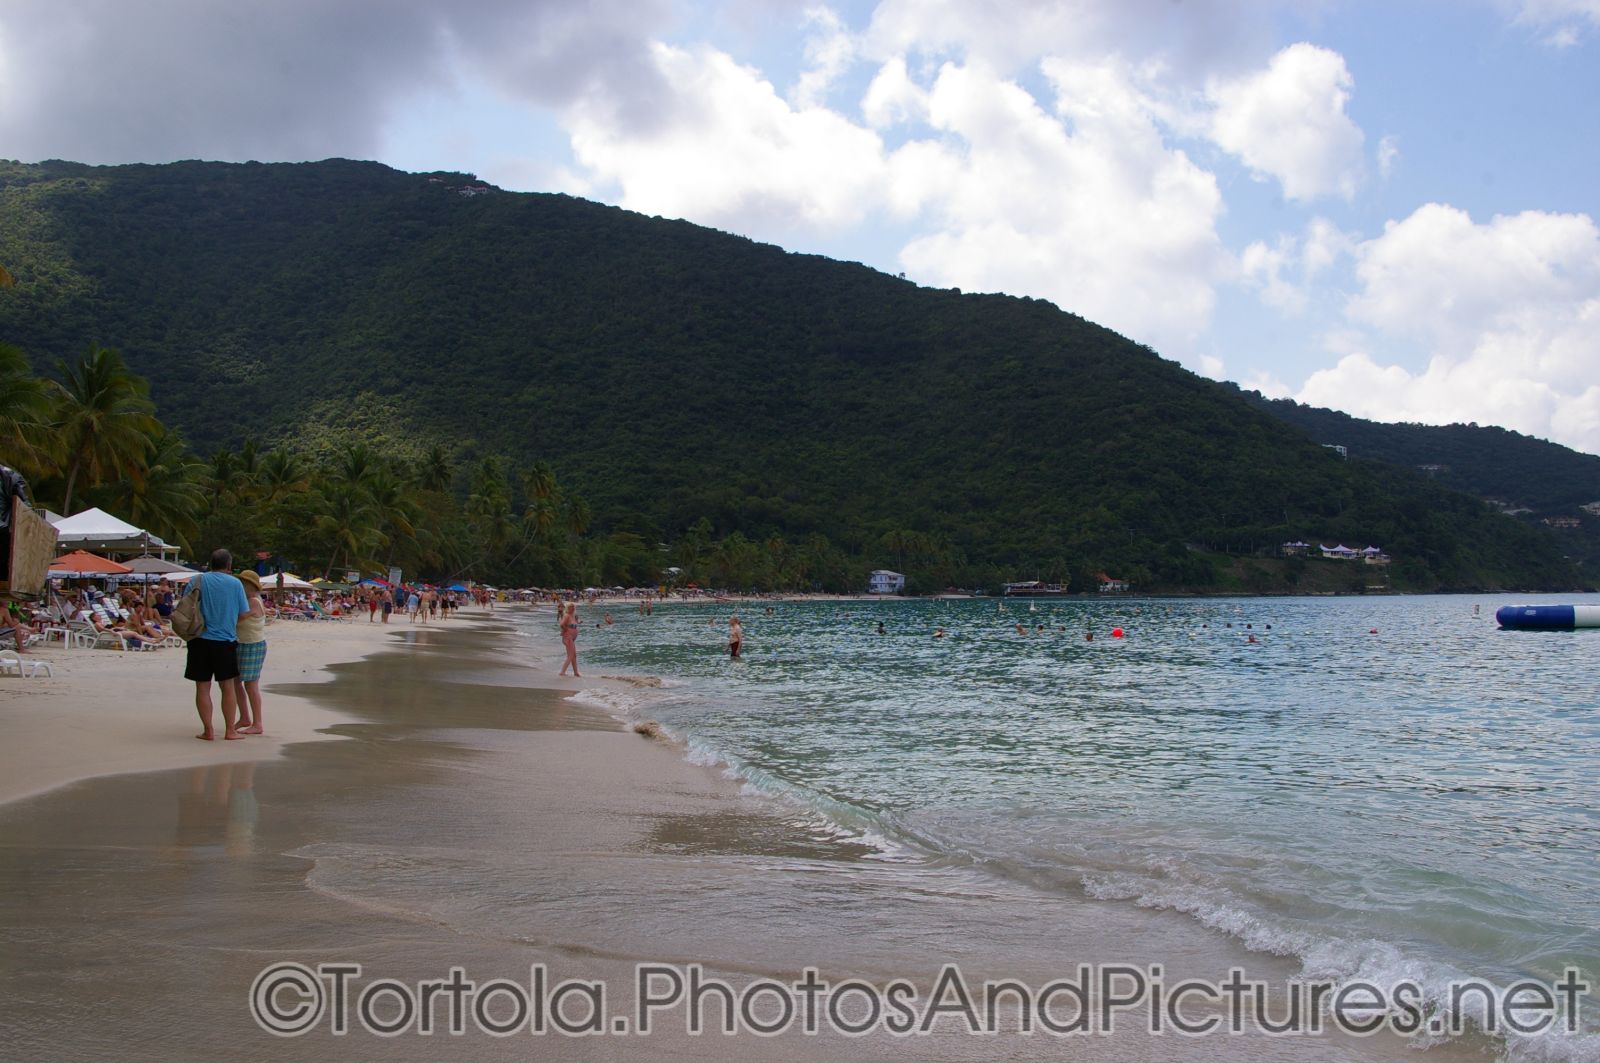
[0, 608, 1484, 1059]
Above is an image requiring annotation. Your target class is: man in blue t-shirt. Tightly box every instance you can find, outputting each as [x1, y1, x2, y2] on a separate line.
[181, 548, 253, 741]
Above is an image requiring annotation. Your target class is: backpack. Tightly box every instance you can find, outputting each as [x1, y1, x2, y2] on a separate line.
[171, 575, 206, 642]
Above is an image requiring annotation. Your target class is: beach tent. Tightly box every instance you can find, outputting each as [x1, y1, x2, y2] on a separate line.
[49, 507, 177, 559]
[48, 550, 133, 579]
[263, 571, 316, 591]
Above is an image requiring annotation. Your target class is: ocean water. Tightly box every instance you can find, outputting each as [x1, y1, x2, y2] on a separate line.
[546, 593, 1600, 1059]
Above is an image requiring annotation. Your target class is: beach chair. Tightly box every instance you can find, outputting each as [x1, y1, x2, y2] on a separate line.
[88, 630, 143, 651]
[0, 650, 53, 677]
[2, 626, 42, 651]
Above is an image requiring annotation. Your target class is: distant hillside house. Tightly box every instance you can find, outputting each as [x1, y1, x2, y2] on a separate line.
[1320, 544, 1359, 559]
[868, 570, 905, 594]
[1323, 444, 1348, 459]
[1582, 502, 1600, 516]
[1361, 546, 1391, 565]
[1544, 516, 1581, 529]
[1098, 575, 1130, 593]
[1280, 541, 1310, 556]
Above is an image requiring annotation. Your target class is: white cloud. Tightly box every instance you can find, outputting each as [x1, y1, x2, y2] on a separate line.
[1207, 43, 1365, 202]
[862, 56, 927, 128]
[1241, 369, 1292, 398]
[1238, 217, 1354, 315]
[1377, 134, 1399, 180]
[791, 6, 857, 109]
[861, 0, 1293, 79]
[1295, 204, 1600, 453]
[1240, 237, 1305, 314]
[564, 41, 889, 232]
[1508, 0, 1600, 44]
[886, 58, 1227, 361]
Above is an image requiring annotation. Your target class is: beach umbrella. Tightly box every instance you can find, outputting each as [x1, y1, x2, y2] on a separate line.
[49, 550, 133, 578]
[118, 555, 197, 581]
[266, 571, 316, 590]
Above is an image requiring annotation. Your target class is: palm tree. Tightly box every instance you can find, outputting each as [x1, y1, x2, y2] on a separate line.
[124, 428, 206, 553]
[367, 466, 422, 562]
[522, 460, 557, 503]
[415, 445, 453, 493]
[334, 443, 377, 491]
[258, 447, 309, 505]
[0, 343, 55, 478]
[311, 482, 386, 578]
[52, 344, 161, 513]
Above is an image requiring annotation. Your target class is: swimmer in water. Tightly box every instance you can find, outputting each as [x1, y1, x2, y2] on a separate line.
[934, 627, 946, 638]
[728, 615, 743, 659]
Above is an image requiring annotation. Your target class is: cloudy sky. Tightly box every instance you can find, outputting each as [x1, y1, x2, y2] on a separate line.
[3, 1, 1598, 454]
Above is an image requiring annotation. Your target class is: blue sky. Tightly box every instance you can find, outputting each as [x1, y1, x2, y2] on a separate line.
[2, 0, 1597, 453]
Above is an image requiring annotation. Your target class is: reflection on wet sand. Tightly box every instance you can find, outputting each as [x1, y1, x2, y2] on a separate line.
[172, 763, 257, 856]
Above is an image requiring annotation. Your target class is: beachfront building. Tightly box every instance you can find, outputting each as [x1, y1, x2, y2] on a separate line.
[1361, 546, 1390, 565]
[867, 570, 906, 594]
[1098, 576, 1129, 593]
[1319, 544, 1359, 560]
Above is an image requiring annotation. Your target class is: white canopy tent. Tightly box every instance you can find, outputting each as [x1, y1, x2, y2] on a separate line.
[48, 508, 178, 560]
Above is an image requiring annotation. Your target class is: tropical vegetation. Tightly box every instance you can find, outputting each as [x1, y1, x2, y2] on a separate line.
[0, 158, 1590, 593]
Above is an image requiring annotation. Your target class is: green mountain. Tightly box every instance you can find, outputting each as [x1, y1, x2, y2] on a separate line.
[1232, 389, 1600, 572]
[0, 158, 1586, 591]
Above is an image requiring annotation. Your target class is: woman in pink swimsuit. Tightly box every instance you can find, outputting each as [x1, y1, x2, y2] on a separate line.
[559, 602, 581, 677]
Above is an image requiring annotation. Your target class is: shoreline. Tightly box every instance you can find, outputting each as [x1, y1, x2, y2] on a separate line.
[0, 602, 1498, 1060]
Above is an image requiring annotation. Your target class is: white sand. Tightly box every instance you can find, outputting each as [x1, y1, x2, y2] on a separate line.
[0, 617, 400, 805]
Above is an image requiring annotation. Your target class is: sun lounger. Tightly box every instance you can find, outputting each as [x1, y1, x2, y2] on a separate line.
[0, 650, 53, 677]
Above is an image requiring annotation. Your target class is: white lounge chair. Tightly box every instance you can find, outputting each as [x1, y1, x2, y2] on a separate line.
[0, 650, 52, 677]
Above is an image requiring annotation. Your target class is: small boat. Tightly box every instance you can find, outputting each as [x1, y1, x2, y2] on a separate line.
[1002, 581, 1067, 597]
[1495, 605, 1600, 631]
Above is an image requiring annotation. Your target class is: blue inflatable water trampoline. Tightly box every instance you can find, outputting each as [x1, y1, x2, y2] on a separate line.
[1495, 605, 1600, 631]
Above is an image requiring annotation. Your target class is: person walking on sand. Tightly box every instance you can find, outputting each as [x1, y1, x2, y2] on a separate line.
[182, 549, 253, 742]
[233, 570, 268, 735]
[728, 615, 743, 660]
[559, 601, 581, 677]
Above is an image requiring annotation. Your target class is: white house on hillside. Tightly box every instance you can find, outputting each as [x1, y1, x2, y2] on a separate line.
[868, 570, 905, 594]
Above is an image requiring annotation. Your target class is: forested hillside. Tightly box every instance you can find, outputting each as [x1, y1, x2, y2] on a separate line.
[0, 158, 1585, 591]
[1234, 389, 1600, 572]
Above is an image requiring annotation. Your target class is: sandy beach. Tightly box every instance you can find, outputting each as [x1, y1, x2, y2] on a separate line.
[0, 615, 389, 805]
[0, 604, 1483, 1060]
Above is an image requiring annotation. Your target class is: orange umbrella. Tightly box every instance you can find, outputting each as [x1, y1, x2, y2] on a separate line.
[49, 550, 134, 578]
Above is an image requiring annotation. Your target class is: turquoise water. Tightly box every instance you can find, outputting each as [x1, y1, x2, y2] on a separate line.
[551, 594, 1600, 1055]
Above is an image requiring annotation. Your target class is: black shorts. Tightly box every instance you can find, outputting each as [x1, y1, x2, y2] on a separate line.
[185, 637, 241, 683]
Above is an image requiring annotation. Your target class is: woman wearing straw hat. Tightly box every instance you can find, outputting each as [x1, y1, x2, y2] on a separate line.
[233, 570, 268, 735]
